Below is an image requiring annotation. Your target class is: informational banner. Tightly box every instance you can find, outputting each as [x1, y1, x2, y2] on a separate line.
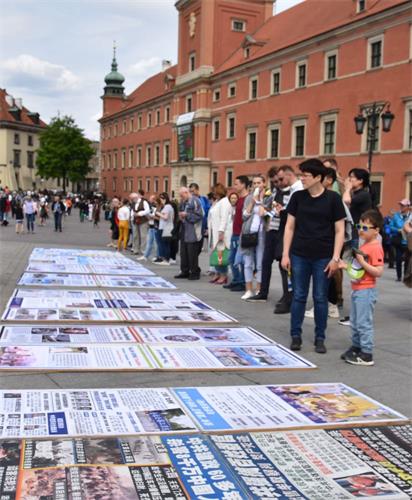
[209, 425, 412, 499]
[2, 308, 236, 324]
[0, 325, 267, 345]
[30, 247, 128, 259]
[173, 383, 408, 432]
[95, 275, 176, 289]
[1, 426, 410, 499]
[0, 344, 315, 372]
[18, 273, 176, 289]
[0, 388, 198, 438]
[6, 290, 213, 313]
[177, 124, 194, 162]
[25, 262, 155, 276]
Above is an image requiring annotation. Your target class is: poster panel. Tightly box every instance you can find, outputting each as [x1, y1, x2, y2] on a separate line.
[0, 388, 198, 438]
[148, 345, 316, 370]
[0, 325, 139, 344]
[10, 290, 210, 311]
[18, 273, 98, 287]
[0, 345, 156, 370]
[134, 326, 272, 345]
[1, 308, 235, 324]
[173, 384, 408, 432]
[210, 425, 412, 499]
[25, 262, 155, 276]
[29, 247, 127, 259]
[0, 344, 316, 372]
[94, 275, 176, 289]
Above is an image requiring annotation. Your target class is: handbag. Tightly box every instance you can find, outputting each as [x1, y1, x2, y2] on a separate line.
[210, 242, 229, 267]
[240, 232, 259, 249]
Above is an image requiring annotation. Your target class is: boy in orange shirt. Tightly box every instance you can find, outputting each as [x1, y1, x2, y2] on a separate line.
[339, 210, 384, 366]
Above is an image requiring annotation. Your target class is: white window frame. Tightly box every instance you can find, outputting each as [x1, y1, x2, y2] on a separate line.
[367, 34, 384, 70]
[154, 177, 159, 194]
[244, 47, 250, 59]
[122, 120, 127, 134]
[295, 60, 307, 88]
[226, 168, 234, 187]
[249, 76, 258, 100]
[211, 169, 218, 186]
[112, 177, 117, 192]
[226, 113, 236, 139]
[163, 177, 169, 193]
[146, 178, 151, 193]
[324, 49, 338, 81]
[146, 145, 152, 167]
[213, 88, 221, 102]
[271, 68, 281, 95]
[291, 119, 307, 158]
[147, 112, 152, 128]
[113, 150, 118, 170]
[186, 94, 193, 113]
[212, 118, 220, 141]
[319, 113, 338, 155]
[267, 123, 281, 159]
[165, 106, 170, 123]
[357, 0, 366, 13]
[246, 128, 258, 160]
[403, 100, 412, 151]
[121, 149, 126, 169]
[370, 174, 384, 206]
[163, 142, 170, 165]
[129, 148, 134, 168]
[232, 19, 246, 32]
[138, 114, 142, 130]
[228, 82, 237, 98]
[154, 143, 161, 166]
[156, 108, 161, 125]
[137, 146, 142, 167]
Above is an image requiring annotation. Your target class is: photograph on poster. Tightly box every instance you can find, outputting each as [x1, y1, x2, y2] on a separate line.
[0, 388, 198, 438]
[173, 384, 408, 432]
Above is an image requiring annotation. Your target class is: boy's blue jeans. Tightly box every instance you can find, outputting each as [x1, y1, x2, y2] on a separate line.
[290, 254, 330, 341]
[350, 288, 377, 354]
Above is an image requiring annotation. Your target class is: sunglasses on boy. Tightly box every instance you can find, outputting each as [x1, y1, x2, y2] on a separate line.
[355, 223, 376, 232]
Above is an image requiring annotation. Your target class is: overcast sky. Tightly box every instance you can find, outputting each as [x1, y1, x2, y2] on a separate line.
[0, 0, 304, 140]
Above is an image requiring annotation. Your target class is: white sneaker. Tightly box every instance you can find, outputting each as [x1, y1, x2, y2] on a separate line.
[305, 307, 314, 318]
[241, 290, 255, 300]
[169, 259, 176, 265]
[158, 261, 170, 266]
[136, 256, 147, 261]
[328, 303, 340, 318]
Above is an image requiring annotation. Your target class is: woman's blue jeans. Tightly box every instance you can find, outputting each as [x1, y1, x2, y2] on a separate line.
[290, 254, 330, 341]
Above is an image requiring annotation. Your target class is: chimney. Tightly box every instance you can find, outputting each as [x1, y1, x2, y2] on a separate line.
[162, 59, 172, 71]
[5, 94, 14, 107]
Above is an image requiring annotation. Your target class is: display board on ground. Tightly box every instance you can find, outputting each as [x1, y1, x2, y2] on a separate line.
[0, 384, 406, 439]
[0, 388, 198, 438]
[0, 325, 272, 345]
[29, 247, 128, 259]
[25, 262, 155, 276]
[7, 289, 212, 311]
[173, 383, 408, 432]
[0, 425, 410, 499]
[18, 273, 176, 289]
[0, 343, 316, 371]
[1, 308, 235, 324]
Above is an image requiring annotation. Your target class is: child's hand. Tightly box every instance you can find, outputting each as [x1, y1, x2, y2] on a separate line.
[356, 254, 367, 267]
[338, 259, 347, 270]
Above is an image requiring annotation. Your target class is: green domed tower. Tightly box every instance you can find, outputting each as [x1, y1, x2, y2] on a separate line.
[103, 43, 125, 97]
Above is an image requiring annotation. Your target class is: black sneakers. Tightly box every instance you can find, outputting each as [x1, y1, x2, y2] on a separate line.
[290, 337, 302, 351]
[314, 339, 327, 354]
[274, 302, 291, 314]
[340, 346, 361, 360]
[345, 351, 374, 366]
[174, 273, 189, 279]
[339, 316, 350, 326]
[245, 294, 267, 302]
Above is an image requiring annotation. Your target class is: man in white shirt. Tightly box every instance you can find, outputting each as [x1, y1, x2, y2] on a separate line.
[131, 189, 150, 255]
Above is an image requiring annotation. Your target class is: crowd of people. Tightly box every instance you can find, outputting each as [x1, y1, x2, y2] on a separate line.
[2, 159, 411, 368]
[0, 187, 102, 233]
[105, 158, 411, 366]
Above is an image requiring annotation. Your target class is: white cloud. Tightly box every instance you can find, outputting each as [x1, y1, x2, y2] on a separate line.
[0, 54, 80, 91]
[128, 57, 162, 76]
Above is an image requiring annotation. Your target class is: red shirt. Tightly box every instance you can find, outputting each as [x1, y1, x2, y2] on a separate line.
[352, 240, 384, 291]
[232, 195, 246, 236]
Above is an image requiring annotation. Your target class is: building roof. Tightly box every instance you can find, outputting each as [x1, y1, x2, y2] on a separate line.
[0, 89, 47, 128]
[124, 64, 177, 111]
[215, 0, 409, 74]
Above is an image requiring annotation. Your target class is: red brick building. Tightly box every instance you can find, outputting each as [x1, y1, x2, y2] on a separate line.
[99, 0, 412, 213]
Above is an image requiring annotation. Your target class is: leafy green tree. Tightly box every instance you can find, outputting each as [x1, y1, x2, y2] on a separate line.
[37, 115, 95, 191]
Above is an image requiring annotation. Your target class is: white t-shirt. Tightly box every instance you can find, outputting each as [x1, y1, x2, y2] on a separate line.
[117, 206, 131, 221]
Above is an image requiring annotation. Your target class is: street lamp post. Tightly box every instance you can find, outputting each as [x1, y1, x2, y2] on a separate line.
[354, 102, 395, 173]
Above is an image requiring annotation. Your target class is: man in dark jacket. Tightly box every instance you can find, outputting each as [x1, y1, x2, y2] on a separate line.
[51, 195, 65, 232]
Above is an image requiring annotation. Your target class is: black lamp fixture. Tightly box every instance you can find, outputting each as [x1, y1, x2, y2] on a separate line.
[354, 113, 367, 135]
[381, 106, 395, 132]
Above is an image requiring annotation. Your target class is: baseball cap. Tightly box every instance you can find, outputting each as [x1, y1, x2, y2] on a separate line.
[398, 198, 411, 206]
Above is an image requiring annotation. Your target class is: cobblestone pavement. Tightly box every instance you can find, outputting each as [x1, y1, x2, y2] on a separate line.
[0, 209, 410, 416]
